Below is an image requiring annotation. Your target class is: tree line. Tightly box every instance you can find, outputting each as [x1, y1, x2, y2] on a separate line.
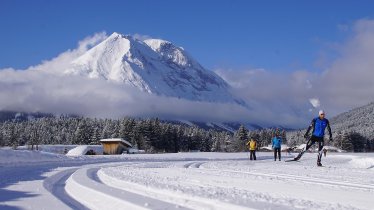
[4, 115, 371, 153]
[0, 116, 289, 153]
[287, 130, 374, 152]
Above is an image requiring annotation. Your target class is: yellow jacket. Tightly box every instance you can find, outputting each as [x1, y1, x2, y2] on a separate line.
[246, 139, 257, 150]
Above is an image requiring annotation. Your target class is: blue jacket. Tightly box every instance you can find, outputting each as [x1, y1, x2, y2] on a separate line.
[305, 117, 332, 138]
[272, 137, 282, 149]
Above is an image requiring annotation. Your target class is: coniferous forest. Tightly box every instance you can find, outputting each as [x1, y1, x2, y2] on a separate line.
[0, 115, 287, 153]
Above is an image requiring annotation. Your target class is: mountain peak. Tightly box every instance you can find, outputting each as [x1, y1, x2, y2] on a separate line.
[109, 31, 122, 38]
[105, 32, 136, 46]
[144, 39, 193, 68]
[65, 32, 241, 104]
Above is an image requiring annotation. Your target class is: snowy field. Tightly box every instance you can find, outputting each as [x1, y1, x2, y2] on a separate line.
[0, 148, 373, 210]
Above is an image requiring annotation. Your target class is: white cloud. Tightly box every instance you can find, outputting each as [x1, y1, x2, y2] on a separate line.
[313, 18, 374, 115]
[0, 68, 251, 123]
[27, 32, 107, 74]
[309, 98, 320, 108]
[216, 18, 374, 125]
[215, 68, 316, 127]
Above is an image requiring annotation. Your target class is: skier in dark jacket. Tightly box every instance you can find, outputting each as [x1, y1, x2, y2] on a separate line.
[295, 110, 332, 166]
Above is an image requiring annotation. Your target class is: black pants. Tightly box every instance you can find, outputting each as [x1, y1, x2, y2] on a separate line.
[274, 148, 281, 160]
[305, 135, 324, 163]
[250, 150, 256, 160]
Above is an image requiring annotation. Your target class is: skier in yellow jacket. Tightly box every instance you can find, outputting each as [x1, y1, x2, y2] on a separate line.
[246, 138, 257, 160]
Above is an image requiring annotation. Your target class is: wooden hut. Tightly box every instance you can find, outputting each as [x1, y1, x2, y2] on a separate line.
[100, 138, 132, 155]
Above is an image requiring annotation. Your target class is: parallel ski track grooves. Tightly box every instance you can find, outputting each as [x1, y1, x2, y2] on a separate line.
[184, 161, 206, 168]
[182, 161, 374, 191]
[43, 168, 89, 210]
[180, 160, 374, 191]
[68, 167, 190, 210]
[98, 164, 256, 210]
[42, 162, 141, 209]
[202, 168, 374, 191]
[183, 162, 195, 168]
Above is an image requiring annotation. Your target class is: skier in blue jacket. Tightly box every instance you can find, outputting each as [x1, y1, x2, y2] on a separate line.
[295, 110, 332, 166]
[272, 133, 282, 161]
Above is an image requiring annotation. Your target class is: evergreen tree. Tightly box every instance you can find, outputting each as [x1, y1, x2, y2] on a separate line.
[237, 125, 248, 142]
[30, 128, 40, 150]
[7, 125, 18, 149]
[340, 132, 353, 152]
[231, 125, 248, 151]
[349, 132, 366, 152]
[0, 126, 4, 146]
[73, 119, 90, 144]
[91, 127, 101, 145]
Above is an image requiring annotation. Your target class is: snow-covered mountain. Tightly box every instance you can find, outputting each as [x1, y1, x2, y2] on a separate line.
[65, 32, 241, 104]
[330, 102, 374, 139]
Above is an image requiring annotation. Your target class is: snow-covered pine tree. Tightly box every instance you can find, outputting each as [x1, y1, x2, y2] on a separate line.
[231, 125, 248, 152]
[0, 125, 4, 146]
[348, 132, 366, 152]
[73, 119, 91, 144]
[90, 127, 101, 145]
[340, 132, 353, 152]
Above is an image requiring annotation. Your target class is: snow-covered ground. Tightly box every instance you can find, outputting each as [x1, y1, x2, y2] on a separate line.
[0, 148, 373, 210]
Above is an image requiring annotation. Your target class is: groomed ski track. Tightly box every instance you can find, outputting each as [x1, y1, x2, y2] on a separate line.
[1, 153, 373, 210]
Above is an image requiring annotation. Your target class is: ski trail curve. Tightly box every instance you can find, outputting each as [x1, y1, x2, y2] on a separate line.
[43, 168, 89, 210]
[66, 167, 190, 210]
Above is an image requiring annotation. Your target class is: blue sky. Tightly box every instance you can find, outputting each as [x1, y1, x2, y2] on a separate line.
[1, 0, 374, 72]
[1, 0, 374, 126]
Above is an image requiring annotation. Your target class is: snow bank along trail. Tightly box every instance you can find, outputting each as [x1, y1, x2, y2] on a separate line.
[98, 153, 374, 210]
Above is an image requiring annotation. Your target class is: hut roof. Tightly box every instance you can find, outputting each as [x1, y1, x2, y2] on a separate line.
[100, 138, 132, 147]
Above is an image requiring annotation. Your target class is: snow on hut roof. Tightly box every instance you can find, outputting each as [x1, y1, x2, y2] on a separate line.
[100, 138, 132, 147]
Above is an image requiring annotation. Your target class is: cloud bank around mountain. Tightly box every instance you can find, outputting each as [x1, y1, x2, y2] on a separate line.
[1, 19, 374, 128]
[0, 68, 251, 123]
[216, 18, 374, 126]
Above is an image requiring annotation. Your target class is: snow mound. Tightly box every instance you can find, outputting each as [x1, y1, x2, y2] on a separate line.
[66, 145, 91, 156]
[349, 157, 374, 169]
[0, 148, 65, 165]
[66, 145, 89, 156]
[16, 145, 80, 154]
[66, 145, 102, 156]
